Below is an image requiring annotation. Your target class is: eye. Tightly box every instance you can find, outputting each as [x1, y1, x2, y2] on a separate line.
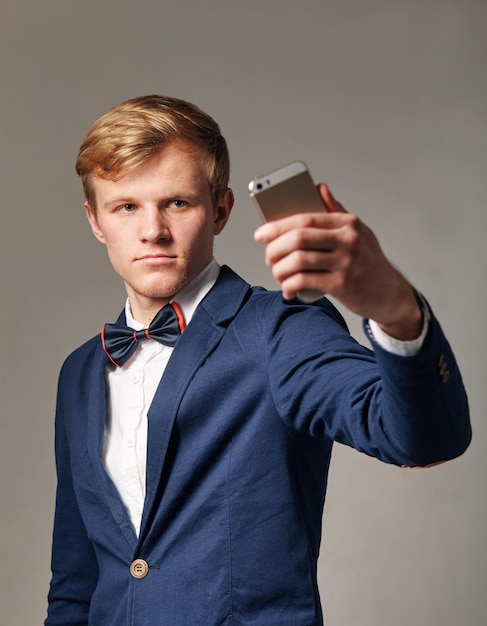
[169, 199, 188, 209]
[120, 203, 136, 213]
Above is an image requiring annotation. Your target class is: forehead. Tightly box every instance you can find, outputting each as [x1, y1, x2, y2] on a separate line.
[91, 142, 212, 203]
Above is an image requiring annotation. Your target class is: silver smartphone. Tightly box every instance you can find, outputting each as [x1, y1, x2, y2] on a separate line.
[248, 160, 325, 222]
[249, 160, 325, 302]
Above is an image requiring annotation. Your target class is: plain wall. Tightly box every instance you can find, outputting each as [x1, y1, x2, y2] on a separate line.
[1, 1, 486, 624]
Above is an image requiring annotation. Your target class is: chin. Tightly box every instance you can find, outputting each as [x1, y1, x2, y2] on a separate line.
[135, 277, 189, 301]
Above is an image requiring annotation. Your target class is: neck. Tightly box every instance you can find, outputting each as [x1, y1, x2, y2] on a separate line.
[127, 297, 172, 326]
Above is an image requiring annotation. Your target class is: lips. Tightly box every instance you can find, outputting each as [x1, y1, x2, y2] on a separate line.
[135, 254, 176, 266]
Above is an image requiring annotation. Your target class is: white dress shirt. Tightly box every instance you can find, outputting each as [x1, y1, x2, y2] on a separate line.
[101, 259, 429, 535]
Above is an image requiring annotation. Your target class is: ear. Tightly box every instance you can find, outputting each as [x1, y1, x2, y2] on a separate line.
[84, 201, 106, 244]
[213, 188, 234, 236]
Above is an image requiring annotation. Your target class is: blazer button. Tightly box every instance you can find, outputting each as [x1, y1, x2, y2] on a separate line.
[130, 559, 149, 579]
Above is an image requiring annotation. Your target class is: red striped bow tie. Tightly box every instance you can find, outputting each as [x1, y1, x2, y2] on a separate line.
[101, 302, 185, 368]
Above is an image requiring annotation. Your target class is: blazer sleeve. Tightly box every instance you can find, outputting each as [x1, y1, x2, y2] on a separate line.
[264, 296, 471, 467]
[45, 382, 99, 626]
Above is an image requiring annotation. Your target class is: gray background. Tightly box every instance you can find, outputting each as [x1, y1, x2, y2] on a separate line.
[1, 1, 486, 624]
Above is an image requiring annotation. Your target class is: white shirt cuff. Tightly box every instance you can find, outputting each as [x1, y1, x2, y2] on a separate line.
[366, 294, 430, 357]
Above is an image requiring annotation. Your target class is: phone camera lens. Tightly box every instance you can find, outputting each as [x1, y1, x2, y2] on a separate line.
[257, 183, 263, 190]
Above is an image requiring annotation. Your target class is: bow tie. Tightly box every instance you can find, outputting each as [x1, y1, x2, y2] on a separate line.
[101, 302, 185, 367]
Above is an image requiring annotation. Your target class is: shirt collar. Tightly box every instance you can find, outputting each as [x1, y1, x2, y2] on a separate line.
[125, 258, 221, 330]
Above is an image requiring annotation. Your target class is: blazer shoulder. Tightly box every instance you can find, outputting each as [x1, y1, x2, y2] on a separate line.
[212, 265, 349, 332]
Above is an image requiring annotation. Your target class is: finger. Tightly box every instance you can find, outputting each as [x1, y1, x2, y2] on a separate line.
[270, 248, 338, 279]
[255, 211, 341, 244]
[317, 183, 348, 214]
[263, 227, 338, 267]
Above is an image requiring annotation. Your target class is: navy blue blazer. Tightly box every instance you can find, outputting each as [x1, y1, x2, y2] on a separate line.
[46, 266, 470, 625]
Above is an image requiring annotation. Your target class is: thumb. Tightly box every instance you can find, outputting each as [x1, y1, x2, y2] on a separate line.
[318, 183, 347, 213]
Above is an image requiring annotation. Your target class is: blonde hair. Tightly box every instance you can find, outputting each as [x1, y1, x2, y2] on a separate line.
[76, 95, 230, 208]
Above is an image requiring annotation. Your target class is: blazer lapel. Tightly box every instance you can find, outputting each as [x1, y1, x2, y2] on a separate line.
[139, 266, 251, 540]
[86, 339, 139, 548]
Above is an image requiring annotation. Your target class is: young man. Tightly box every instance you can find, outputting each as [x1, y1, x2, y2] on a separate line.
[45, 95, 470, 625]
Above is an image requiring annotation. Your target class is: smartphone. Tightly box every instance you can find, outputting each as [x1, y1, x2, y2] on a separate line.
[248, 160, 324, 222]
[249, 160, 325, 302]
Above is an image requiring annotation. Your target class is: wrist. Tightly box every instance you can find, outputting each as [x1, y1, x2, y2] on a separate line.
[377, 287, 424, 341]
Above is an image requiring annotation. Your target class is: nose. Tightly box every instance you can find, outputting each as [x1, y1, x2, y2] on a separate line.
[140, 206, 170, 243]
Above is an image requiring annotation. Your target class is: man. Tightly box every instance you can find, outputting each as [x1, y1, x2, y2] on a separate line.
[45, 94, 470, 625]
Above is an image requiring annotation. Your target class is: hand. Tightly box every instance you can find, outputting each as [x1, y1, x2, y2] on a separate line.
[254, 184, 423, 340]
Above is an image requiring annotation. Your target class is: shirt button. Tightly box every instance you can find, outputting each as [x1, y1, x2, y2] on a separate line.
[131, 375, 140, 384]
[130, 559, 149, 579]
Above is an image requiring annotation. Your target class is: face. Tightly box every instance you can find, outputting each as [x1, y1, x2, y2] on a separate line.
[85, 141, 233, 322]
